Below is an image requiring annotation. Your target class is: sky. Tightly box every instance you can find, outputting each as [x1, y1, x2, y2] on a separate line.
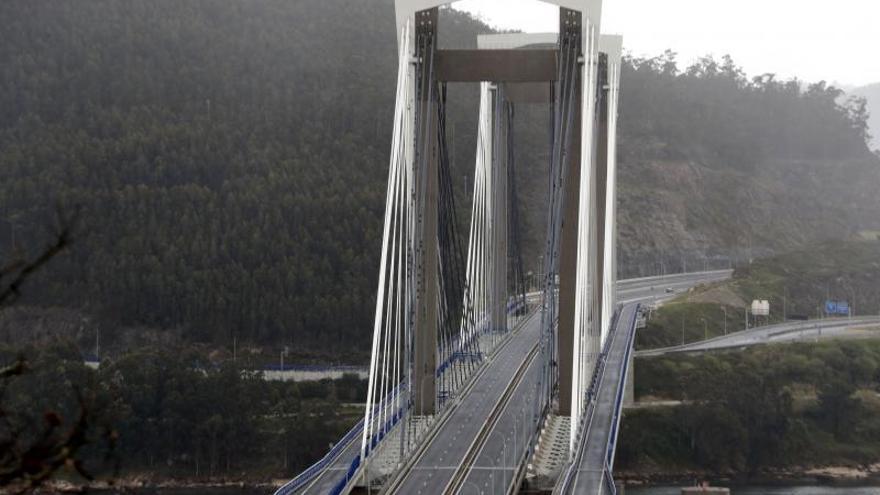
[451, 0, 880, 88]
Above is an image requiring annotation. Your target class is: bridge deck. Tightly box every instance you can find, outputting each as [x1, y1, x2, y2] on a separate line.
[295, 439, 360, 494]
[459, 337, 543, 494]
[277, 272, 733, 495]
[389, 312, 542, 494]
[568, 303, 636, 493]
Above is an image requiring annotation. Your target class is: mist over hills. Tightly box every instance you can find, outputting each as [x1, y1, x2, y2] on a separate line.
[851, 82, 880, 150]
[1, 0, 878, 356]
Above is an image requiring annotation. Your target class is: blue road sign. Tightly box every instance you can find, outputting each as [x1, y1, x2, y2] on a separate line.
[825, 300, 850, 316]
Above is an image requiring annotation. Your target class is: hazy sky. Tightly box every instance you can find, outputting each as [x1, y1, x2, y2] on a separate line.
[452, 0, 880, 87]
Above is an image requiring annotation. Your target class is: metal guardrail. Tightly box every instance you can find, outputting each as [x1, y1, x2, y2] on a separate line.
[263, 364, 367, 372]
[638, 316, 880, 357]
[273, 383, 405, 495]
[273, 417, 363, 495]
[603, 462, 617, 495]
[556, 305, 627, 494]
[615, 269, 732, 286]
[556, 303, 641, 495]
[765, 316, 880, 339]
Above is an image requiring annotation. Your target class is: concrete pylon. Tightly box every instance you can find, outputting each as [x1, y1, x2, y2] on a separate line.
[556, 9, 583, 418]
[411, 7, 439, 417]
[391, 0, 609, 422]
[489, 87, 510, 335]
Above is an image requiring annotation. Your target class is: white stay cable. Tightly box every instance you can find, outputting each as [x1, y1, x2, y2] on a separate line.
[362, 20, 412, 460]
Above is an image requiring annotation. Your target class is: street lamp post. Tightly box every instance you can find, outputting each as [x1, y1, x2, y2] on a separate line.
[503, 439, 509, 491]
[280, 346, 289, 378]
[538, 256, 544, 289]
[722, 307, 727, 335]
[783, 286, 787, 322]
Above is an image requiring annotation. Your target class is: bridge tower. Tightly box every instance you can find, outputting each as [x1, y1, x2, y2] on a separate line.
[565, 32, 623, 455]
[361, 0, 617, 471]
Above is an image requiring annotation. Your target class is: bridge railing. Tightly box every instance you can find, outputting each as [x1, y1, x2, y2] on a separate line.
[556, 305, 624, 493]
[280, 301, 531, 495]
[273, 382, 405, 495]
[556, 304, 641, 494]
[272, 422, 360, 495]
[605, 304, 640, 470]
[602, 460, 618, 495]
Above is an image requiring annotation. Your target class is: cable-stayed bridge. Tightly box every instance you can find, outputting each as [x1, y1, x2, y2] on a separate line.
[275, 1, 732, 493]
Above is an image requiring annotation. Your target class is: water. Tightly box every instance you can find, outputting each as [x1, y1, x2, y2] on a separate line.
[629, 487, 880, 495]
[95, 486, 880, 495]
[93, 488, 266, 495]
[87, 485, 880, 495]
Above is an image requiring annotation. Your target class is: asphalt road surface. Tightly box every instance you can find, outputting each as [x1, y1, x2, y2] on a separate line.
[566, 304, 638, 494]
[287, 271, 733, 495]
[637, 315, 880, 357]
[389, 312, 542, 494]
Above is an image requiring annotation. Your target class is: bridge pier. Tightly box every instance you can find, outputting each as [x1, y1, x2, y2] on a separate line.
[489, 85, 510, 335]
[412, 7, 440, 417]
[556, 8, 583, 417]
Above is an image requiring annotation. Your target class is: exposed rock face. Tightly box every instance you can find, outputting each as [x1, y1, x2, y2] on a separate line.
[616, 155, 880, 277]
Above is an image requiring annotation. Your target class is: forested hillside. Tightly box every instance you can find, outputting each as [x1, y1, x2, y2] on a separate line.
[1, 0, 878, 357]
[852, 82, 880, 150]
[616, 52, 879, 271]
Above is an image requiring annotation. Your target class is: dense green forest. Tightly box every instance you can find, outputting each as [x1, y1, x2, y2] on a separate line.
[1, 0, 877, 356]
[0, 342, 363, 481]
[618, 340, 880, 476]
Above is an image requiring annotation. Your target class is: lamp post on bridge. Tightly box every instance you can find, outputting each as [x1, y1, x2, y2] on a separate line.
[538, 256, 544, 287]
[502, 438, 509, 492]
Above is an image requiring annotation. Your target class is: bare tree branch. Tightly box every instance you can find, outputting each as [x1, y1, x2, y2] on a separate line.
[0, 226, 71, 308]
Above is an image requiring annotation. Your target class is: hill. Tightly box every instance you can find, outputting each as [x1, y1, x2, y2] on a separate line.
[852, 82, 880, 150]
[1, 0, 878, 357]
[616, 54, 880, 275]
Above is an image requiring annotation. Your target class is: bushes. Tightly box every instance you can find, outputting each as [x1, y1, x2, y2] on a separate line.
[621, 341, 880, 473]
[0, 346, 366, 479]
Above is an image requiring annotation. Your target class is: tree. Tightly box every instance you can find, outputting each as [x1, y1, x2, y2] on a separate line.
[0, 220, 116, 492]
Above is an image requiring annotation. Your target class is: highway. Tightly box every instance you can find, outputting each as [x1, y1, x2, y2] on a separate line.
[386, 271, 730, 495]
[278, 271, 732, 495]
[392, 270, 731, 494]
[636, 315, 880, 358]
[385, 311, 543, 494]
[616, 270, 732, 305]
[456, 332, 543, 494]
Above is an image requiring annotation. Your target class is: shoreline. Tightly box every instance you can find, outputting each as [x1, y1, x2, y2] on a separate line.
[18, 465, 880, 493]
[617, 464, 880, 488]
[17, 476, 281, 494]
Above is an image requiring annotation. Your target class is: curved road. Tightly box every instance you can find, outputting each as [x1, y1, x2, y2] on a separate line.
[637, 316, 880, 358]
